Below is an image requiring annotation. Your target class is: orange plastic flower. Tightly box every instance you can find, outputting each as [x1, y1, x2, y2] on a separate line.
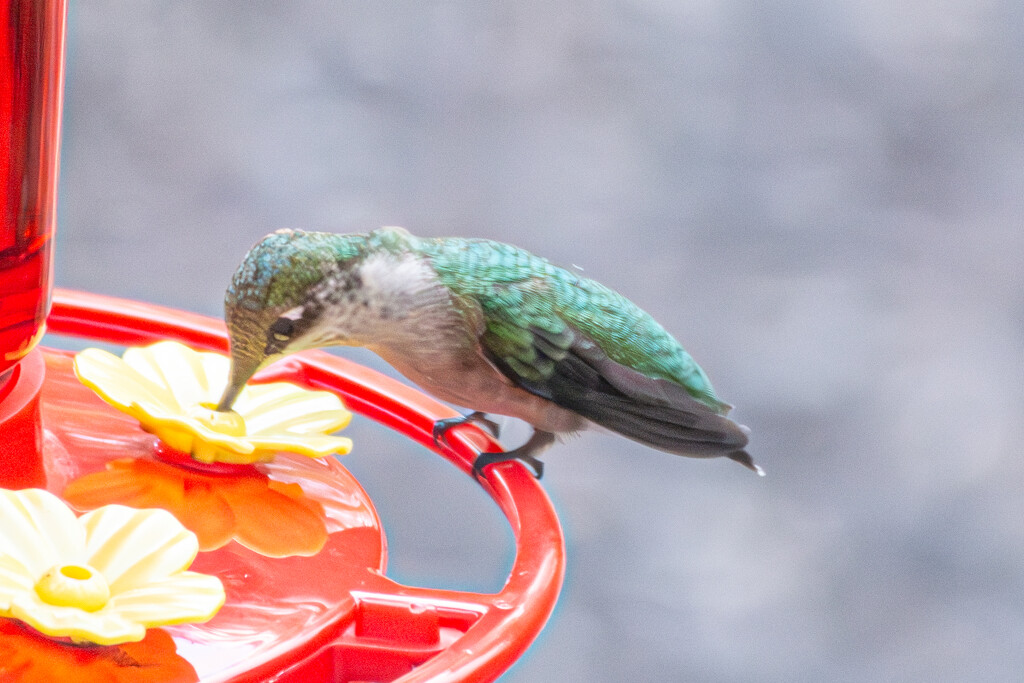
[64, 457, 329, 558]
[0, 619, 198, 683]
[73, 341, 352, 464]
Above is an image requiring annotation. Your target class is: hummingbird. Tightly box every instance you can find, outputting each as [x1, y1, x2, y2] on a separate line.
[217, 227, 757, 478]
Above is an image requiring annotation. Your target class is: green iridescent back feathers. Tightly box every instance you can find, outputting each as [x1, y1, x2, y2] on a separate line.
[372, 229, 730, 415]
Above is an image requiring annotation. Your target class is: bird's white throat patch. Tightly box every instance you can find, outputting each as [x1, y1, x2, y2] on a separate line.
[306, 251, 447, 348]
[357, 251, 437, 304]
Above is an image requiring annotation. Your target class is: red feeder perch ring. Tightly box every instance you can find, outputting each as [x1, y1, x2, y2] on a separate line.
[40, 288, 565, 683]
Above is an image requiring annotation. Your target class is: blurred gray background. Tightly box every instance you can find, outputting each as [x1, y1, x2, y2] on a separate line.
[54, 2, 1024, 681]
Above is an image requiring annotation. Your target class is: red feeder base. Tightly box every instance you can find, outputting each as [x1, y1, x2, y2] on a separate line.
[0, 289, 564, 683]
[0, 349, 46, 489]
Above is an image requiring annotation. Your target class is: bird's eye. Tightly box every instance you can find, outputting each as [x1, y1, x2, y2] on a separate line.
[270, 317, 294, 342]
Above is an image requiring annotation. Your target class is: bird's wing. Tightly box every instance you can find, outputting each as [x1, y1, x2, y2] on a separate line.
[478, 297, 750, 461]
[423, 236, 750, 465]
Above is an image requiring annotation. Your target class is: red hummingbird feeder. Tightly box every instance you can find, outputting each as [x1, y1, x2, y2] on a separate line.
[0, 3, 564, 681]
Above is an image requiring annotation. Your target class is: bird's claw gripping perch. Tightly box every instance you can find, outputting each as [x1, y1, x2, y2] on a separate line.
[472, 450, 545, 480]
[431, 411, 502, 447]
[432, 413, 547, 479]
[471, 430, 553, 480]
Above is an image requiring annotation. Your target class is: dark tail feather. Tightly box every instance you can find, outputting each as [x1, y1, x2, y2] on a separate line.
[726, 449, 765, 476]
[531, 347, 760, 471]
[490, 333, 760, 472]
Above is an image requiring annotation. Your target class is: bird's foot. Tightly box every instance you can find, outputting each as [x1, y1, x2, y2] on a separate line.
[471, 429, 554, 480]
[432, 411, 501, 447]
[473, 449, 544, 480]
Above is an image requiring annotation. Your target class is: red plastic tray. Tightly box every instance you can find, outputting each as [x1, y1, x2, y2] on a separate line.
[16, 288, 566, 682]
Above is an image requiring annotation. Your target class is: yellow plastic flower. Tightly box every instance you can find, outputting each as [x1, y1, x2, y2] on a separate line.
[0, 488, 225, 646]
[73, 340, 353, 464]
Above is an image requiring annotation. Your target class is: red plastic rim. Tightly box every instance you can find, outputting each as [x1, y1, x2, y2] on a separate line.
[46, 288, 565, 683]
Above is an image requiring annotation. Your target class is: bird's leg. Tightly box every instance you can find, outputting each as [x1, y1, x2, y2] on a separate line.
[473, 429, 555, 480]
[432, 411, 502, 446]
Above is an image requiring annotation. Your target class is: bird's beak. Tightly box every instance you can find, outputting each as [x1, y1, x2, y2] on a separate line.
[216, 353, 263, 412]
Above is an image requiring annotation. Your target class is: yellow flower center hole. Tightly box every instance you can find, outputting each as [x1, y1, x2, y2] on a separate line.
[188, 403, 247, 436]
[61, 565, 92, 580]
[35, 564, 111, 612]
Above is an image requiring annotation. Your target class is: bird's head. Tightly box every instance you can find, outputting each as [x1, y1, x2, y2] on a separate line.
[217, 229, 368, 410]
